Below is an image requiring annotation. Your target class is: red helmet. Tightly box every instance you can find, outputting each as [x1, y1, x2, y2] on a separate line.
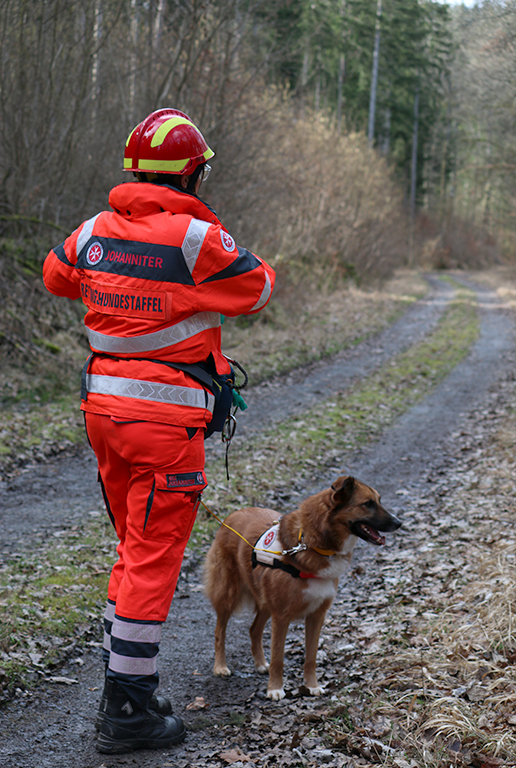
[123, 108, 214, 175]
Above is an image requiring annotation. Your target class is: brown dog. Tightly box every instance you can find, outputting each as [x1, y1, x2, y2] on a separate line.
[203, 475, 401, 700]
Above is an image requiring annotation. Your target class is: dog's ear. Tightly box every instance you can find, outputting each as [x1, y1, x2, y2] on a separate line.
[330, 476, 356, 508]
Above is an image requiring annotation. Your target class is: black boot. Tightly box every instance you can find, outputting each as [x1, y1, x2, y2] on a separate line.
[95, 681, 173, 731]
[96, 679, 186, 754]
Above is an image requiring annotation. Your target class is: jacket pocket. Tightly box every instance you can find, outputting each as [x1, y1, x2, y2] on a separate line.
[142, 470, 207, 541]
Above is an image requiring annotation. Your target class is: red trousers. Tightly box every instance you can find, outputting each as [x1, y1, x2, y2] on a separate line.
[85, 413, 206, 622]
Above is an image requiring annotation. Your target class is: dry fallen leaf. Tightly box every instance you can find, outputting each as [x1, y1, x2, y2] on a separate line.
[475, 757, 507, 768]
[46, 676, 78, 685]
[186, 695, 208, 711]
[219, 747, 252, 764]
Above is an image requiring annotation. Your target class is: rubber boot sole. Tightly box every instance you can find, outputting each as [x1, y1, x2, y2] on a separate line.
[96, 724, 186, 754]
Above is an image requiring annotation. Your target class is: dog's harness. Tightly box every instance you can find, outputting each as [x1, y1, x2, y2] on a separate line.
[251, 524, 334, 580]
[200, 500, 337, 580]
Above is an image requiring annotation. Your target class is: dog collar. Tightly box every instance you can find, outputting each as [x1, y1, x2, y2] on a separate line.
[298, 528, 336, 557]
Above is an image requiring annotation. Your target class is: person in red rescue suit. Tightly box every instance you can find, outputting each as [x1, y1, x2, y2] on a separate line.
[42, 109, 276, 755]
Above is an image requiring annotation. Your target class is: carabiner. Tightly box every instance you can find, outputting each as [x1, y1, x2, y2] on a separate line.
[222, 413, 237, 443]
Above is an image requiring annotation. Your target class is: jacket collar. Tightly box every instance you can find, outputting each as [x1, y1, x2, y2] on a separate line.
[108, 182, 223, 226]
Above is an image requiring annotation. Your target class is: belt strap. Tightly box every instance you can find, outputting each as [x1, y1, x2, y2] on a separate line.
[81, 353, 216, 402]
[251, 550, 319, 579]
[81, 353, 94, 401]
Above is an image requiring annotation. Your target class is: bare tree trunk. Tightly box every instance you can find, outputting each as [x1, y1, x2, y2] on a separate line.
[315, 69, 321, 113]
[482, 136, 492, 230]
[91, 0, 102, 127]
[299, 46, 310, 119]
[153, 0, 165, 52]
[337, 53, 345, 132]
[439, 117, 452, 224]
[482, 180, 492, 230]
[409, 86, 420, 263]
[337, 0, 347, 133]
[367, 0, 382, 148]
[381, 104, 391, 155]
[129, 0, 139, 125]
[410, 88, 420, 216]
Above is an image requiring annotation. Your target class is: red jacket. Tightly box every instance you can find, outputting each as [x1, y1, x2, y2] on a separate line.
[43, 182, 275, 427]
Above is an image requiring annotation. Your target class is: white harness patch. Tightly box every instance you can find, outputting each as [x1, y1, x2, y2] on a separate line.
[253, 523, 283, 566]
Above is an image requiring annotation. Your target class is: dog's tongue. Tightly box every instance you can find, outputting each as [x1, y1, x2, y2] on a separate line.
[363, 524, 386, 546]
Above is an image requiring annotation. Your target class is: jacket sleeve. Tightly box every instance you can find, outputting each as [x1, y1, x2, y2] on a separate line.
[42, 220, 93, 300]
[189, 223, 275, 316]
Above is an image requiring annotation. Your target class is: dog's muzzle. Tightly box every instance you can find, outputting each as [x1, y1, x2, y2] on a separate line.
[351, 512, 401, 546]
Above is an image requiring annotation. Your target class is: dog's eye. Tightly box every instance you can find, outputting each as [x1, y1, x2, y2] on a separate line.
[363, 500, 377, 511]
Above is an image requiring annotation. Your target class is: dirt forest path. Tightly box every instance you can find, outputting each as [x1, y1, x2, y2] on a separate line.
[1, 272, 515, 768]
[0, 274, 452, 552]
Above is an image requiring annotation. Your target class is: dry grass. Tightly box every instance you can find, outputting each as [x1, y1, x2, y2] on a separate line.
[324, 349, 516, 767]
[222, 268, 427, 382]
[372, 539, 516, 765]
[467, 266, 516, 312]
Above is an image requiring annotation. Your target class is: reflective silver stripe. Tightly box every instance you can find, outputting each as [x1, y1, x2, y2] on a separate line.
[87, 311, 221, 354]
[182, 218, 211, 274]
[86, 374, 215, 412]
[109, 651, 158, 676]
[103, 630, 111, 653]
[76, 213, 102, 258]
[112, 618, 162, 645]
[104, 602, 116, 622]
[250, 270, 272, 312]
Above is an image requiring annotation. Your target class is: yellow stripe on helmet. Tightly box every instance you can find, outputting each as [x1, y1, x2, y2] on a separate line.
[138, 157, 190, 173]
[150, 117, 201, 148]
[125, 127, 137, 147]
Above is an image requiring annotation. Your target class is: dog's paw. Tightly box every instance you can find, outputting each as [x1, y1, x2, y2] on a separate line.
[255, 663, 269, 675]
[267, 687, 285, 701]
[307, 685, 325, 696]
[213, 665, 232, 677]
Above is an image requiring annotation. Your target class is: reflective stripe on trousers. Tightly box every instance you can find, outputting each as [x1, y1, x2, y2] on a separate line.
[104, 604, 162, 702]
[86, 311, 221, 354]
[109, 615, 162, 677]
[103, 600, 116, 664]
[86, 373, 215, 412]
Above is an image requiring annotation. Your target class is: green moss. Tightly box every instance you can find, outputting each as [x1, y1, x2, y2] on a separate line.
[0, 516, 115, 691]
[0, 393, 85, 475]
